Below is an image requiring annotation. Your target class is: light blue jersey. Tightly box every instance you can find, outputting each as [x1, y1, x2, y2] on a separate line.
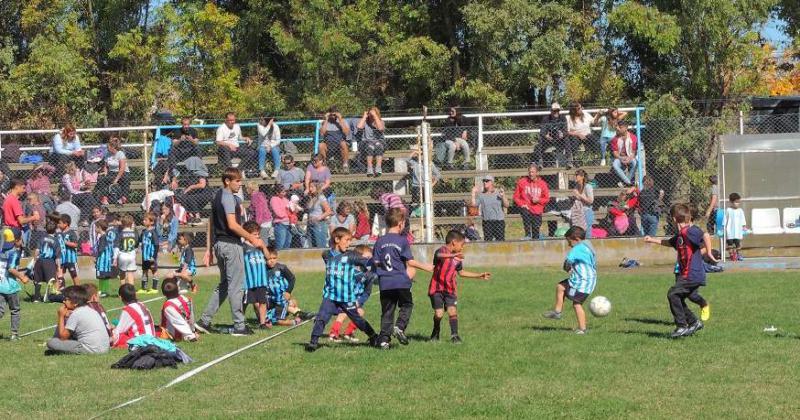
[566, 241, 597, 295]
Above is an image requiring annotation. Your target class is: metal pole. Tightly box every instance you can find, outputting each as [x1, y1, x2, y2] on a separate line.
[313, 121, 320, 155]
[719, 148, 726, 263]
[143, 130, 151, 209]
[477, 115, 485, 171]
[0, 134, 3, 160]
[635, 107, 643, 188]
[738, 110, 744, 135]
[420, 115, 435, 243]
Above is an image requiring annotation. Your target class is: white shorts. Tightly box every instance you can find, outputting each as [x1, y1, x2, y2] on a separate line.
[117, 251, 138, 272]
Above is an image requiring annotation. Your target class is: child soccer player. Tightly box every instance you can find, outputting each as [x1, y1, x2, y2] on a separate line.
[112, 284, 156, 348]
[32, 217, 63, 303]
[159, 279, 198, 342]
[0, 229, 29, 340]
[306, 227, 379, 352]
[645, 203, 717, 338]
[724, 192, 747, 261]
[242, 221, 271, 328]
[45, 285, 110, 355]
[429, 230, 491, 343]
[329, 244, 375, 342]
[83, 283, 113, 340]
[115, 215, 138, 286]
[56, 214, 80, 287]
[264, 245, 313, 327]
[94, 220, 117, 297]
[166, 232, 197, 293]
[139, 212, 160, 294]
[372, 208, 433, 348]
[542, 226, 597, 334]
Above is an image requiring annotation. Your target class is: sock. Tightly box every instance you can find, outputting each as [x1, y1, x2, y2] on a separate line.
[34, 282, 42, 299]
[431, 316, 441, 337]
[152, 278, 159, 290]
[449, 315, 459, 336]
[99, 278, 110, 294]
[344, 322, 358, 336]
[141, 278, 148, 290]
[330, 321, 342, 336]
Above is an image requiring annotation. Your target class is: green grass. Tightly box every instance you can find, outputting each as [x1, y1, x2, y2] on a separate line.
[1, 267, 799, 419]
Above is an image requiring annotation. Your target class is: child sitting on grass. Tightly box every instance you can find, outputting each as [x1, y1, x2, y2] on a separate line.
[543, 226, 597, 334]
[45, 285, 110, 355]
[112, 284, 156, 348]
[83, 283, 113, 341]
[159, 279, 199, 342]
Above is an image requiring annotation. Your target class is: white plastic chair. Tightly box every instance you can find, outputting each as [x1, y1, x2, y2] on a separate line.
[783, 208, 800, 234]
[751, 208, 784, 235]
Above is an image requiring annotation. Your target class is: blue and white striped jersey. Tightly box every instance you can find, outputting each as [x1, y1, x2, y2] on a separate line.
[322, 249, 369, 303]
[565, 241, 597, 295]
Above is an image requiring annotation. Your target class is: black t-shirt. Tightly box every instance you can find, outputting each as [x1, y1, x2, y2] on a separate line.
[211, 189, 242, 244]
[442, 116, 465, 141]
[170, 127, 199, 140]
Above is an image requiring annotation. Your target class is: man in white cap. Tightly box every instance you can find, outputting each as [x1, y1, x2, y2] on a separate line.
[470, 174, 508, 241]
[534, 102, 567, 167]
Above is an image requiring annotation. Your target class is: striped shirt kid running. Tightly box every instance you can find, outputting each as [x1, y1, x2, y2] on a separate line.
[57, 230, 79, 265]
[565, 241, 597, 295]
[139, 227, 159, 263]
[266, 263, 296, 305]
[429, 246, 463, 296]
[243, 242, 268, 290]
[322, 249, 370, 303]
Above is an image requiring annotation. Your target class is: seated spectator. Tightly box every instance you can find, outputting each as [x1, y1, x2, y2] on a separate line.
[216, 112, 257, 174]
[94, 137, 130, 206]
[159, 202, 179, 252]
[0, 161, 11, 194]
[610, 120, 638, 186]
[61, 162, 97, 225]
[49, 124, 85, 177]
[437, 106, 471, 170]
[607, 190, 638, 236]
[565, 102, 595, 169]
[318, 106, 351, 173]
[329, 201, 355, 236]
[593, 107, 627, 166]
[246, 181, 273, 244]
[55, 191, 80, 229]
[170, 117, 201, 162]
[305, 183, 332, 248]
[112, 284, 156, 348]
[45, 285, 110, 355]
[257, 116, 282, 179]
[353, 200, 371, 241]
[304, 154, 332, 199]
[406, 150, 441, 215]
[26, 163, 56, 213]
[270, 185, 292, 250]
[357, 107, 386, 177]
[277, 154, 305, 195]
[534, 103, 567, 167]
[172, 156, 212, 224]
[159, 279, 198, 342]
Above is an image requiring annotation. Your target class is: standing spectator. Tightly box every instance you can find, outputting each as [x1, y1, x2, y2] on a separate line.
[3, 180, 39, 236]
[55, 192, 80, 229]
[215, 112, 257, 173]
[256, 116, 282, 179]
[26, 163, 56, 212]
[704, 175, 719, 235]
[304, 154, 332, 199]
[353, 200, 371, 241]
[246, 181, 272, 244]
[305, 183, 333, 248]
[276, 154, 305, 195]
[357, 107, 386, 177]
[534, 103, 567, 167]
[159, 203, 179, 252]
[565, 102, 594, 169]
[270, 185, 292, 250]
[318, 107, 351, 173]
[49, 124, 85, 176]
[610, 121, 639, 187]
[61, 162, 97, 225]
[437, 107, 471, 170]
[197, 168, 264, 336]
[94, 137, 130, 206]
[513, 164, 550, 240]
[593, 108, 627, 166]
[169, 117, 201, 163]
[406, 150, 441, 215]
[638, 175, 664, 237]
[570, 169, 594, 238]
[470, 175, 508, 241]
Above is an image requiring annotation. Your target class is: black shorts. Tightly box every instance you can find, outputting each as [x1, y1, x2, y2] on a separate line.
[61, 263, 78, 278]
[726, 239, 741, 248]
[364, 140, 384, 157]
[142, 260, 158, 272]
[430, 292, 458, 310]
[96, 268, 119, 280]
[559, 279, 589, 304]
[245, 287, 268, 304]
[326, 138, 345, 156]
[33, 259, 57, 284]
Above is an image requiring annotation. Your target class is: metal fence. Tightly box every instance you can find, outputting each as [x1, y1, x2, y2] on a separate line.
[0, 108, 797, 252]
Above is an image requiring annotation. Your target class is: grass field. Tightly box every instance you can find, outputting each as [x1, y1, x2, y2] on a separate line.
[1, 266, 799, 419]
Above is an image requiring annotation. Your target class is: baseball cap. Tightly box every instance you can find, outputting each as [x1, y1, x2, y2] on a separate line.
[551, 102, 561, 110]
[482, 175, 495, 182]
[2, 228, 16, 251]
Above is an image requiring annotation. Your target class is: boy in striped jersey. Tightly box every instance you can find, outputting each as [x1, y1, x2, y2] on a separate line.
[166, 232, 197, 293]
[306, 227, 379, 352]
[139, 213, 160, 294]
[263, 244, 314, 327]
[32, 218, 63, 303]
[112, 284, 156, 348]
[242, 221, 271, 328]
[429, 230, 490, 343]
[115, 215, 139, 286]
[329, 244, 376, 342]
[94, 220, 117, 297]
[543, 226, 597, 334]
[56, 214, 80, 287]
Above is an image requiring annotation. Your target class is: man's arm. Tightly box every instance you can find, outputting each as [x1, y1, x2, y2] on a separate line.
[203, 219, 212, 267]
[408, 259, 434, 272]
[225, 213, 262, 247]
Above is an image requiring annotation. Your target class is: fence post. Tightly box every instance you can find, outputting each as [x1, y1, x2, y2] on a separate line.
[635, 107, 643, 188]
[143, 130, 151, 209]
[738, 111, 744, 135]
[313, 120, 321, 155]
[476, 115, 486, 171]
[421, 120, 435, 243]
[0, 133, 3, 161]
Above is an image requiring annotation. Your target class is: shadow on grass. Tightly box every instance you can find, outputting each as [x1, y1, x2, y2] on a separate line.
[406, 333, 432, 342]
[528, 326, 573, 332]
[616, 329, 671, 339]
[624, 317, 674, 326]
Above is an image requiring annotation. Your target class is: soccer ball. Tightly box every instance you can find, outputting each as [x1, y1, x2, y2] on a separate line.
[589, 296, 612, 317]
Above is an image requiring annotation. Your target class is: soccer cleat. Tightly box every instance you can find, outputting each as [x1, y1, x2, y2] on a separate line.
[194, 320, 214, 334]
[430, 332, 440, 342]
[393, 326, 409, 345]
[700, 305, 711, 321]
[575, 329, 587, 335]
[379, 341, 391, 350]
[296, 311, 316, 321]
[670, 327, 690, 338]
[10, 333, 20, 341]
[328, 335, 342, 343]
[450, 335, 463, 344]
[305, 342, 319, 352]
[258, 323, 271, 330]
[343, 334, 360, 343]
[688, 320, 704, 335]
[99, 292, 109, 298]
[230, 326, 254, 336]
[542, 310, 562, 320]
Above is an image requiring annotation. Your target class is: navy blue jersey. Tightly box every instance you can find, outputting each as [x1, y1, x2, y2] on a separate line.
[372, 233, 414, 291]
[179, 246, 196, 276]
[57, 230, 79, 265]
[322, 249, 369, 303]
[37, 234, 61, 261]
[139, 227, 159, 262]
[266, 263, 296, 305]
[243, 243, 268, 290]
[117, 228, 138, 253]
[354, 260, 376, 297]
[96, 231, 116, 273]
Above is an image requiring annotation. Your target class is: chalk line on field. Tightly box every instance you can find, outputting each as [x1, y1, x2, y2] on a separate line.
[88, 319, 312, 420]
[19, 296, 165, 337]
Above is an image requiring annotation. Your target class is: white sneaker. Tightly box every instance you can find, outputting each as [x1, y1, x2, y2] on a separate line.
[600, 159, 606, 166]
[260, 170, 269, 179]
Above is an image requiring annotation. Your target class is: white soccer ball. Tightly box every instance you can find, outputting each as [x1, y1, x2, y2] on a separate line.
[589, 296, 612, 317]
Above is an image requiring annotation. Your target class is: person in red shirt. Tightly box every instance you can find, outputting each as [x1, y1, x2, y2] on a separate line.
[610, 121, 639, 186]
[513, 164, 550, 240]
[428, 230, 490, 343]
[3, 179, 39, 233]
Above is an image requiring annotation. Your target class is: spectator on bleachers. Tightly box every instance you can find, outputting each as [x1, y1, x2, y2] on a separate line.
[637, 175, 664, 237]
[610, 120, 638, 187]
[304, 154, 332, 198]
[56, 191, 80, 229]
[0, 162, 10, 195]
[169, 117, 201, 163]
[534, 103, 567, 167]
[593, 108, 627, 166]
[94, 137, 130, 206]
[569, 169, 594, 238]
[565, 102, 594, 169]
[172, 156, 212, 224]
[215, 112, 257, 173]
[270, 184, 292, 250]
[353, 199, 371, 241]
[246, 181, 272, 244]
[61, 161, 97, 225]
[437, 106, 471, 170]
[25, 193, 47, 250]
[329, 201, 355, 236]
[357, 107, 386, 177]
[276, 154, 305, 195]
[257, 116, 282, 179]
[305, 182, 332, 248]
[471, 175, 508, 241]
[49, 123, 85, 176]
[159, 202, 179, 252]
[513, 163, 550, 240]
[25, 163, 56, 213]
[406, 150, 441, 215]
[607, 190, 637, 236]
[319, 107, 351, 173]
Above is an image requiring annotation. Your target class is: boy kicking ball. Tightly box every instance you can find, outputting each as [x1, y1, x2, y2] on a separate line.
[543, 226, 596, 334]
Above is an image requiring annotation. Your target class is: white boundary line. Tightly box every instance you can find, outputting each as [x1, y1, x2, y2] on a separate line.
[19, 296, 165, 337]
[88, 319, 311, 420]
